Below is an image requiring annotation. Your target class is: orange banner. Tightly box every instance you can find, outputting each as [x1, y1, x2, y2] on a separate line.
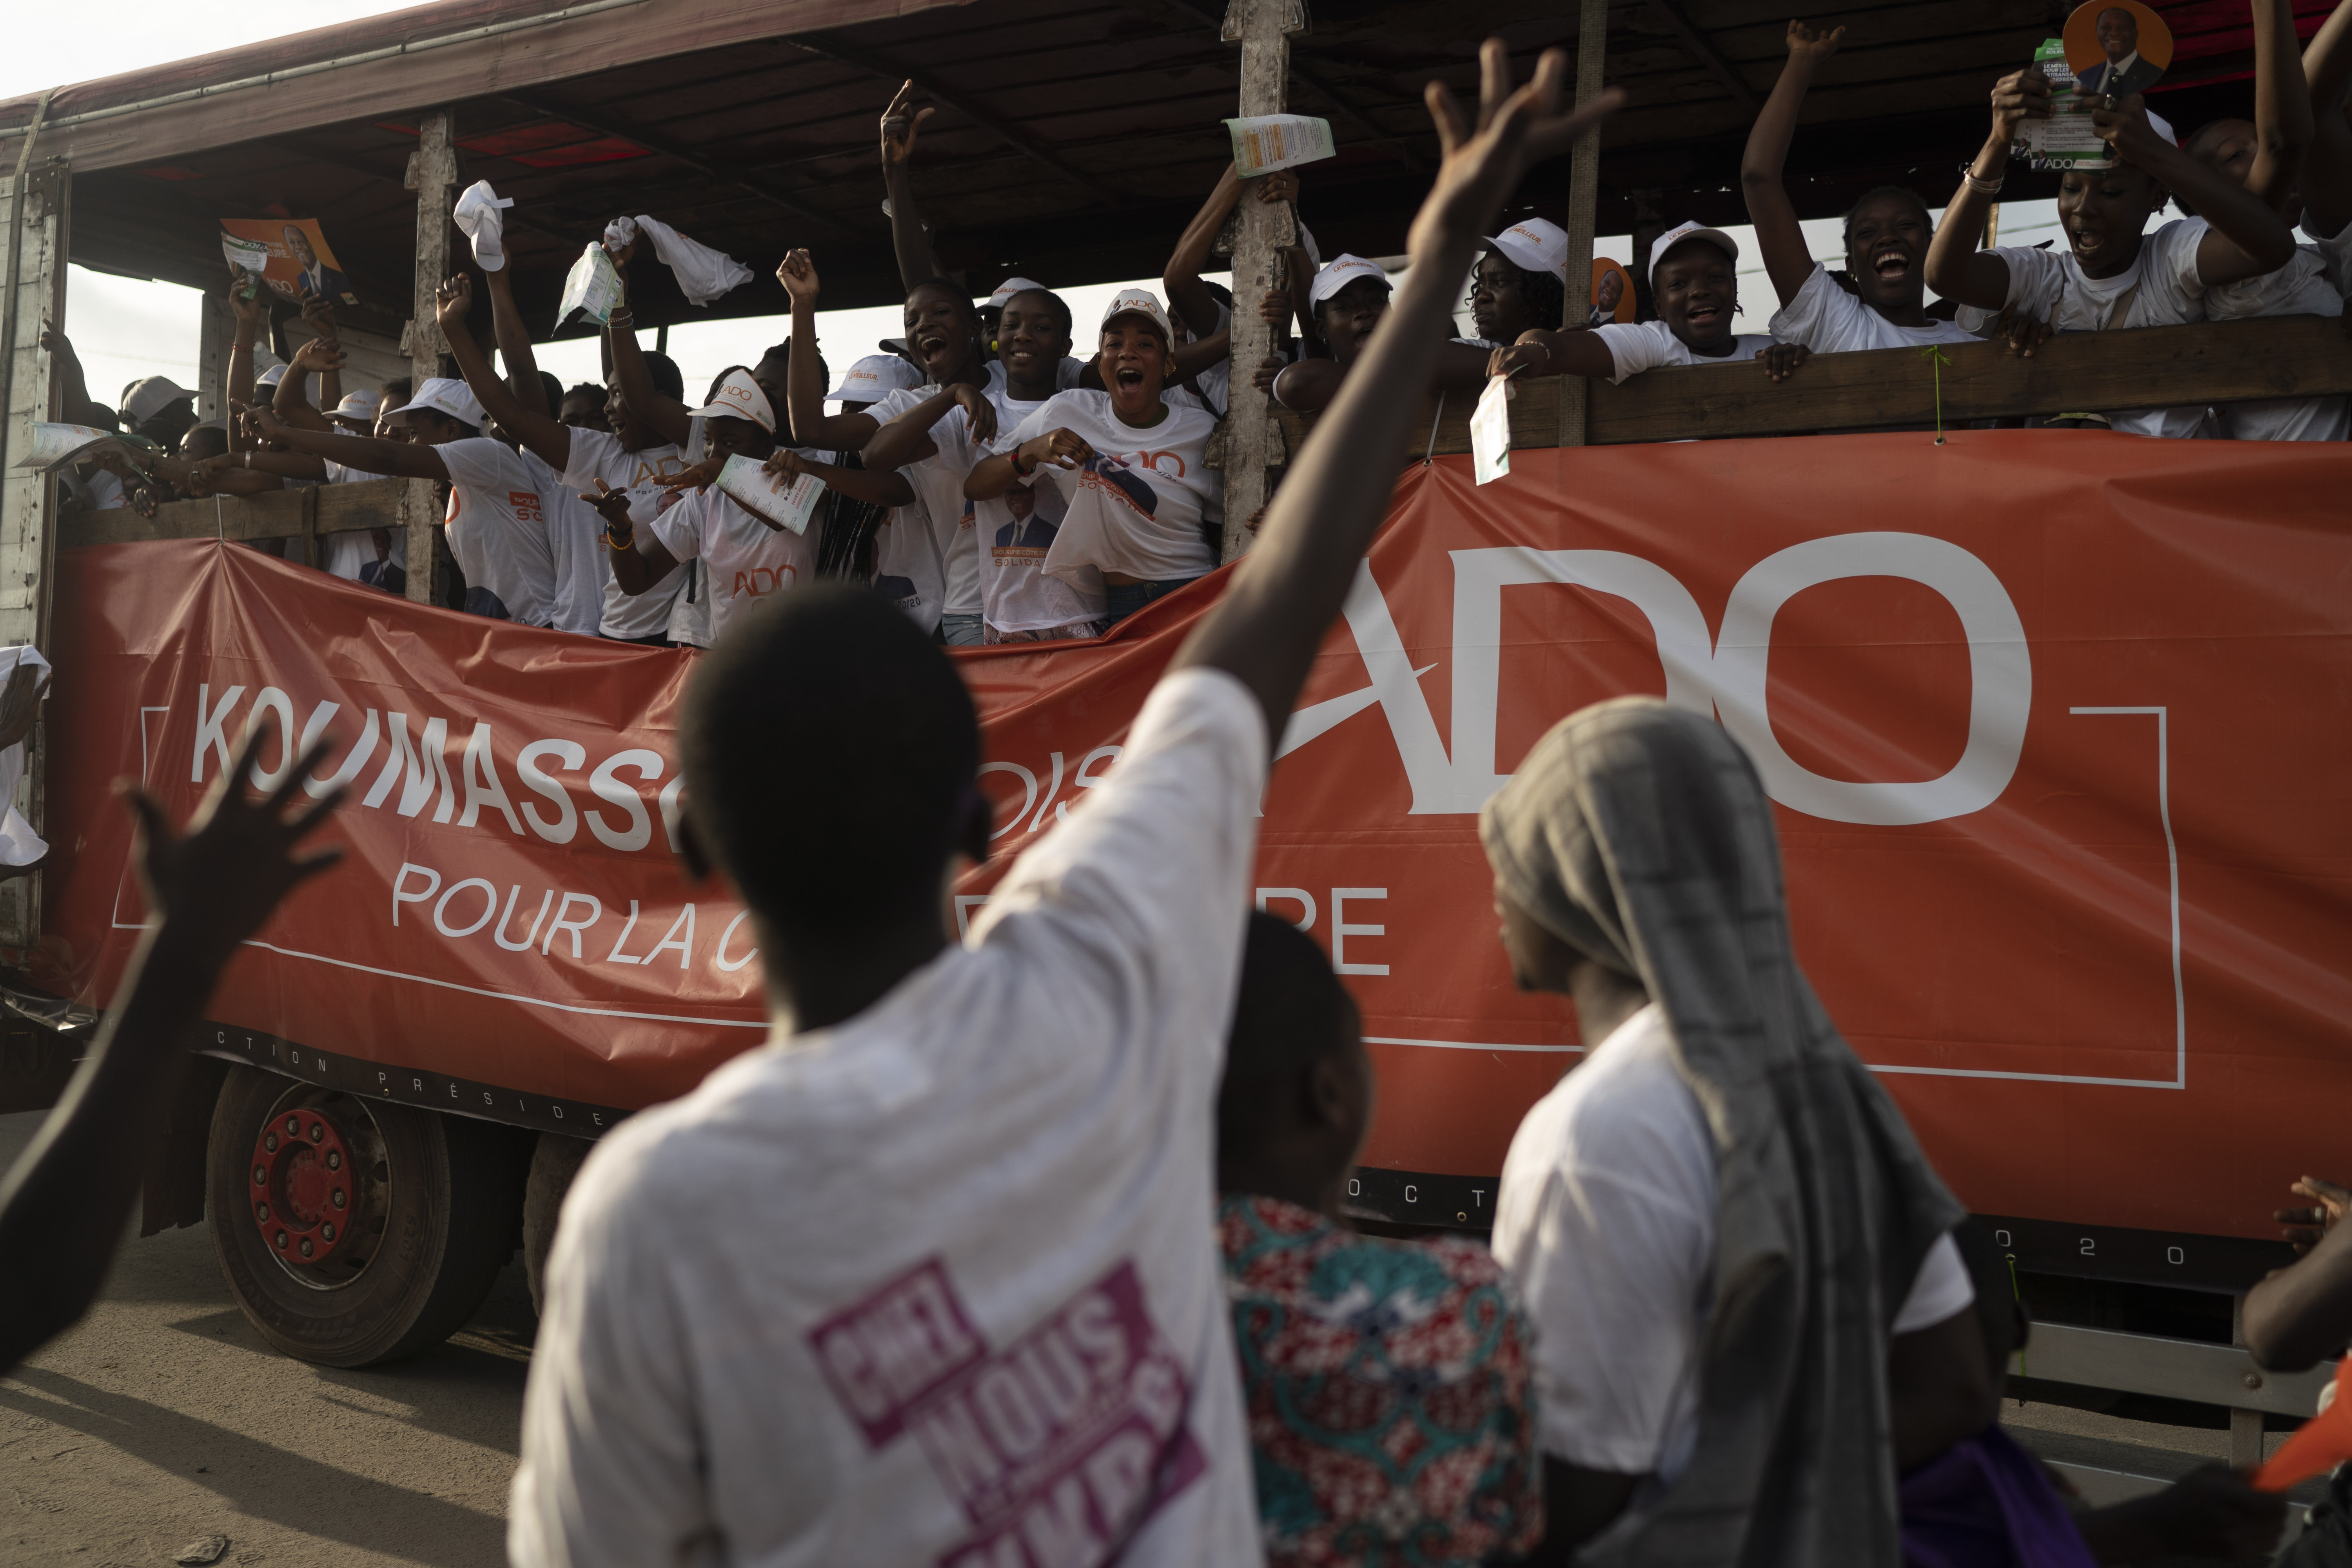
[39, 432, 2352, 1281]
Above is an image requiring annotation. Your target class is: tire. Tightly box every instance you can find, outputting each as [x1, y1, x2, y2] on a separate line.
[522, 1132, 594, 1318]
[207, 1065, 530, 1367]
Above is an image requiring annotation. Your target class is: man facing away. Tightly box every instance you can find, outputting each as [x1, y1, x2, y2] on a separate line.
[506, 44, 1618, 1568]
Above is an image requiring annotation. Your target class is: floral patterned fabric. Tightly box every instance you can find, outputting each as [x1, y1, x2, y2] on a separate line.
[1219, 1193, 1543, 1566]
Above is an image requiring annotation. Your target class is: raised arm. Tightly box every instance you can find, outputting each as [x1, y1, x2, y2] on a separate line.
[2305, 0, 2352, 236]
[606, 303, 694, 450]
[880, 82, 947, 292]
[274, 339, 341, 432]
[0, 721, 340, 1372]
[248, 403, 450, 482]
[37, 323, 110, 428]
[2246, 1176, 2352, 1370]
[777, 250, 884, 450]
[2096, 99, 2297, 282]
[1174, 42, 1621, 746]
[1924, 69, 2051, 309]
[298, 297, 343, 414]
[1486, 326, 1620, 381]
[479, 262, 549, 417]
[225, 274, 267, 448]
[1742, 22, 1848, 307]
[2251, 0, 2315, 214]
[436, 274, 572, 471]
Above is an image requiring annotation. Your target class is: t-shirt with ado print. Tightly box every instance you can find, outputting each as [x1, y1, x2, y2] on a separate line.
[637, 459, 820, 644]
[437, 436, 561, 627]
[999, 390, 1223, 586]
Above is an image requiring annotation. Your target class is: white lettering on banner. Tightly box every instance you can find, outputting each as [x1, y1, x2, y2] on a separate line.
[542, 893, 603, 958]
[586, 750, 662, 851]
[301, 704, 376, 798]
[517, 740, 585, 844]
[604, 900, 647, 964]
[495, 886, 554, 951]
[1278, 535, 2034, 824]
[646, 906, 696, 968]
[392, 862, 439, 927]
[434, 878, 498, 938]
[364, 714, 457, 821]
[1256, 888, 1316, 930]
[191, 683, 245, 782]
[715, 909, 759, 971]
[1331, 888, 1390, 975]
[458, 724, 526, 834]
[247, 688, 298, 789]
[980, 762, 1038, 840]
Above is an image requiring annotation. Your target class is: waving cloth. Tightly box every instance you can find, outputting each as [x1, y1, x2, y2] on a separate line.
[1478, 697, 1962, 1568]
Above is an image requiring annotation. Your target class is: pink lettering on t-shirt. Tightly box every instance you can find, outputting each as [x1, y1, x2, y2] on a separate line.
[810, 1258, 1204, 1567]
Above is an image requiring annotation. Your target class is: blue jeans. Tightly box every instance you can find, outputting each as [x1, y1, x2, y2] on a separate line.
[1103, 577, 1203, 624]
[939, 613, 985, 646]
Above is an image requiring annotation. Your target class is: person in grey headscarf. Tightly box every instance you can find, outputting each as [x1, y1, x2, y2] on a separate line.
[1479, 697, 1991, 1566]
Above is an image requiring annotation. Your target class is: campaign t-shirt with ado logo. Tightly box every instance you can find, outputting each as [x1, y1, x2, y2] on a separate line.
[997, 390, 1223, 586]
[437, 436, 561, 627]
[637, 454, 822, 644]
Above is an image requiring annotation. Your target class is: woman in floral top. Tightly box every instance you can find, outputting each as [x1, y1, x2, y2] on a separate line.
[1217, 911, 1542, 1566]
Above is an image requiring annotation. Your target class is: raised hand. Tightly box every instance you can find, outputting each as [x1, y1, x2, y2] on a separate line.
[434, 273, 475, 335]
[1990, 67, 2055, 142]
[777, 249, 820, 305]
[299, 294, 339, 344]
[1020, 428, 1095, 472]
[1257, 169, 1301, 205]
[654, 457, 726, 492]
[227, 268, 266, 328]
[583, 480, 638, 535]
[2278, 1175, 2352, 1253]
[880, 80, 935, 171]
[241, 401, 291, 446]
[1786, 19, 1846, 62]
[2089, 93, 2164, 164]
[0, 663, 51, 754]
[1409, 42, 1624, 266]
[290, 338, 347, 375]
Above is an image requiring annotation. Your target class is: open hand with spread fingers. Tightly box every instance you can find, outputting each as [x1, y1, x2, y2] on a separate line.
[1408, 41, 1624, 269]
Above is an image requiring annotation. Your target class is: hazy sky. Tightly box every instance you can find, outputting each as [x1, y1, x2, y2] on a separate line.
[22, 4, 2052, 414]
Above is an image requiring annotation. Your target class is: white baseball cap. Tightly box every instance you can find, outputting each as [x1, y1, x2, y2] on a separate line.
[1100, 288, 1175, 344]
[122, 376, 195, 424]
[1308, 254, 1392, 307]
[985, 276, 1049, 310]
[688, 367, 775, 432]
[390, 376, 487, 431]
[1484, 217, 1570, 282]
[1650, 221, 1739, 286]
[256, 365, 288, 389]
[332, 391, 378, 423]
[829, 354, 924, 401]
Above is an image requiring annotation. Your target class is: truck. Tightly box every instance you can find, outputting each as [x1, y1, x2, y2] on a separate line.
[4, 0, 2351, 1475]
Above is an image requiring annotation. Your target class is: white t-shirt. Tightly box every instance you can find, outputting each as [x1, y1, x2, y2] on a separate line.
[873, 498, 944, 635]
[63, 468, 126, 512]
[2309, 218, 2352, 299]
[1962, 218, 2214, 439]
[557, 428, 688, 638]
[318, 460, 407, 586]
[2204, 244, 2350, 442]
[640, 468, 820, 645]
[1592, 320, 1779, 385]
[871, 386, 985, 618]
[437, 436, 561, 627]
[511, 667, 1270, 1568]
[890, 378, 1109, 635]
[1768, 263, 1981, 353]
[1491, 1003, 1974, 1480]
[1000, 391, 1222, 585]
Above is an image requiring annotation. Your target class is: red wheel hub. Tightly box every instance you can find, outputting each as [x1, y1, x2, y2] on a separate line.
[250, 1106, 357, 1265]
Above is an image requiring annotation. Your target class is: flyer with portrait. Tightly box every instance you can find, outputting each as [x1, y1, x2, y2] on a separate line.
[218, 218, 358, 306]
[2013, 39, 2108, 169]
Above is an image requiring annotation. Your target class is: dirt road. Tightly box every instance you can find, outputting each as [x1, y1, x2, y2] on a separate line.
[0, 1111, 529, 1567]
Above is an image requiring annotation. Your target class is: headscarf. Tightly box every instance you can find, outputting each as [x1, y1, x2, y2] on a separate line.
[1479, 697, 1963, 1568]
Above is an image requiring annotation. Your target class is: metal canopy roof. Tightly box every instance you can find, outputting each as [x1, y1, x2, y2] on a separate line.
[0, 0, 2329, 335]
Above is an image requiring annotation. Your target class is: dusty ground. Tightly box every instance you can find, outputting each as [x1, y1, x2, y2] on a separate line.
[0, 1107, 2329, 1566]
[0, 1111, 530, 1568]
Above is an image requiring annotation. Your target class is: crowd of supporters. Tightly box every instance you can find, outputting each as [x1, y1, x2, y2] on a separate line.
[9, 10, 2352, 1567]
[39, 0, 2352, 659]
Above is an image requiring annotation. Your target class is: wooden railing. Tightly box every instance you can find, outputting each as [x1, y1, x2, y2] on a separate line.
[52, 318, 2352, 555]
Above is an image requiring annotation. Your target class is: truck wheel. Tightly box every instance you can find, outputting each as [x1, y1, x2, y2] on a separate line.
[522, 1132, 594, 1318]
[207, 1065, 528, 1367]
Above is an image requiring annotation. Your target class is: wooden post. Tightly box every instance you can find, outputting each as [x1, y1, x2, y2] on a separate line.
[1218, 0, 1304, 563]
[0, 151, 65, 953]
[1554, 0, 1608, 450]
[402, 109, 457, 606]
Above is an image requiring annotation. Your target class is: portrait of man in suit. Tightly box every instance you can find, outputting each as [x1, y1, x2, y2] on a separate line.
[281, 223, 356, 305]
[2077, 7, 2164, 100]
